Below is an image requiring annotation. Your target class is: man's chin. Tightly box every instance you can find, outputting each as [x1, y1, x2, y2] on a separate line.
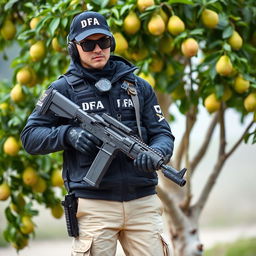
[92, 61, 106, 69]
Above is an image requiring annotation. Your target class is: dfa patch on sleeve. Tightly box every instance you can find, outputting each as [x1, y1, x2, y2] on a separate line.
[153, 105, 165, 122]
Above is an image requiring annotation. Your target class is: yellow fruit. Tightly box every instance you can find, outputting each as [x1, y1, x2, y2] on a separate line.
[3, 136, 20, 156]
[51, 169, 64, 187]
[22, 167, 38, 186]
[228, 31, 243, 50]
[201, 9, 219, 29]
[113, 32, 128, 54]
[148, 14, 165, 36]
[181, 38, 199, 57]
[16, 67, 33, 85]
[29, 17, 41, 29]
[52, 37, 62, 52]
[0, 103, 8, 111]
[159, 8, 168, 24]
[215, 55, 233, 76]
[26, 68, 38, 87]
[171, 85, 186, 100]
[30, 41, 46, 61]
[32, 177, 47, 193]
[70, 0, 80, 5]
[11, 237, 29, 250]
[244, 93, 256, 112]
[149, 56, 164, 72]
[159, 36, 174, 54]
[10, 84, 24, 102]
[137, 0, 155, 12]
[204, 93, 221, 113]
[107, 0, 117, 6]
[222, 87, 232, 101]
[131, 48, 148, 61]
[20, 216, 34, 234]
[0, 183, 11, 201]
[234, 75, 250, 94]
[167, 15, 185, 36]
[51, 203, 64, 219]
[166, 64, 175, 78]
[10, 193, 26, 212]
[138, 72, 155, 87]
[0, 103, 9, 116]
[123, 11, 141, 35]
[1, 20, 16, 40]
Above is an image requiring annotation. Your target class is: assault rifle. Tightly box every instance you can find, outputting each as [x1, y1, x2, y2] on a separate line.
[36, 88, 187, 187]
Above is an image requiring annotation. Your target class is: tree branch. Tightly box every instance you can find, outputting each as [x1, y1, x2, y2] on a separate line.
[190, 113, 218, 174]
[175, 108, 197, 170]
[181, 110, 193, 212]
[226, 120, 255, 158]
[218, 103, 226, 157]
[192, 155, 226, 219]
[192, 118, 255, 218]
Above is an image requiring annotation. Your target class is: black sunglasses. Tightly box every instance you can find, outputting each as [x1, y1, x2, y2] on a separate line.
[76, 36, 111, 52]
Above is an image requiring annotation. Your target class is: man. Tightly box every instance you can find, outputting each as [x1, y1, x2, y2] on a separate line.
[21, 11, 174, 256]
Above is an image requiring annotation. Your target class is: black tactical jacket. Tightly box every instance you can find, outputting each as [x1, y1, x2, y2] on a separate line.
[21, 55, 175, 201]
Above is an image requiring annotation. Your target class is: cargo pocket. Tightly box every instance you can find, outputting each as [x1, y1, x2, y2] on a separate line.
[160, 234, 171, 256]
[71, 237, 93, 256]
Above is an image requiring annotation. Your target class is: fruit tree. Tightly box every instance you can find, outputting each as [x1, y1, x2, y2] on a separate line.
[0, 0, 255, 255]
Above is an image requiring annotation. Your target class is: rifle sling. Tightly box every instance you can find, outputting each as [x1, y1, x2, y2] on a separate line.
[124, 81, 142, 139]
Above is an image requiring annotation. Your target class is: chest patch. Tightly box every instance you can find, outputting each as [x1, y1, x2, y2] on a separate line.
[117, 98, 134, 108]
[81, 98, 134, 111]
[82, 100, 104, 111]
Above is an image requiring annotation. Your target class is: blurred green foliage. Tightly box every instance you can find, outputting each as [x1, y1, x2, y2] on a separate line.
[205, 238, 256, 256]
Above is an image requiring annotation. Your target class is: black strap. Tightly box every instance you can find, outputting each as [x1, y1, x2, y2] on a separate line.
[123, 81, 142, 139]
[59, 74, 85, 92]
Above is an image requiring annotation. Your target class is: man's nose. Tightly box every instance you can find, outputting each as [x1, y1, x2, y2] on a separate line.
[93, 44, 102, 52]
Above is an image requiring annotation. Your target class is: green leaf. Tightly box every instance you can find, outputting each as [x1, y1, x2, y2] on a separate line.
[111, 8, 120, 20]
[205, 0, 220, 6]
[5, 207, 16, 223]
[209, 64, 217, 80]
[4, 0, 19, 10]
[23, 2, 36, 10]
[222, 26, 233, 39]
[35, 16, 52, 33]
[91, 0, 102, 5]
[17, 30, 35, 41]
[61, 17, 68, 28]
[223, 42, 231, 52]
[120, 4, 134, 16]
[218, 13, 229, 28]
[101, 0, 109, 8]
[49, 18, 60, 36]
[173, 31, 188, 45]
[168, 0, 194, 4]
[189, 28, 204, 36]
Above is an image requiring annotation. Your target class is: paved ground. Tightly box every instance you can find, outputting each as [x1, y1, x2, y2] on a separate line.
[1, 225, 256, 256]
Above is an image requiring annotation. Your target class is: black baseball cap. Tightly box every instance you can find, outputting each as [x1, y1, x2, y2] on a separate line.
[68, 11, 112, 42]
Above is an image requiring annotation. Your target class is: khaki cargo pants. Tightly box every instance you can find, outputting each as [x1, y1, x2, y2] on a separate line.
[71, 194, 170, 256]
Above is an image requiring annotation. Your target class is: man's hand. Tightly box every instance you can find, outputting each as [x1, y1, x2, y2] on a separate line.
[66, 127, 102, 155]
[133, 152, 157, 172]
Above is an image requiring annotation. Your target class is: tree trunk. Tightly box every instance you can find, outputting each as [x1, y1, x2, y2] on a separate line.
[156, 92, 255, 256]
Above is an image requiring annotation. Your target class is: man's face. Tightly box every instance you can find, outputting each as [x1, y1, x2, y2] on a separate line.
[76, 33, 111, 70]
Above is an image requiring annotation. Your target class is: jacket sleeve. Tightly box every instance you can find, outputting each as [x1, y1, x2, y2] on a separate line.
[20, 81, 72, 155]
[138, 77, 175, 160]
